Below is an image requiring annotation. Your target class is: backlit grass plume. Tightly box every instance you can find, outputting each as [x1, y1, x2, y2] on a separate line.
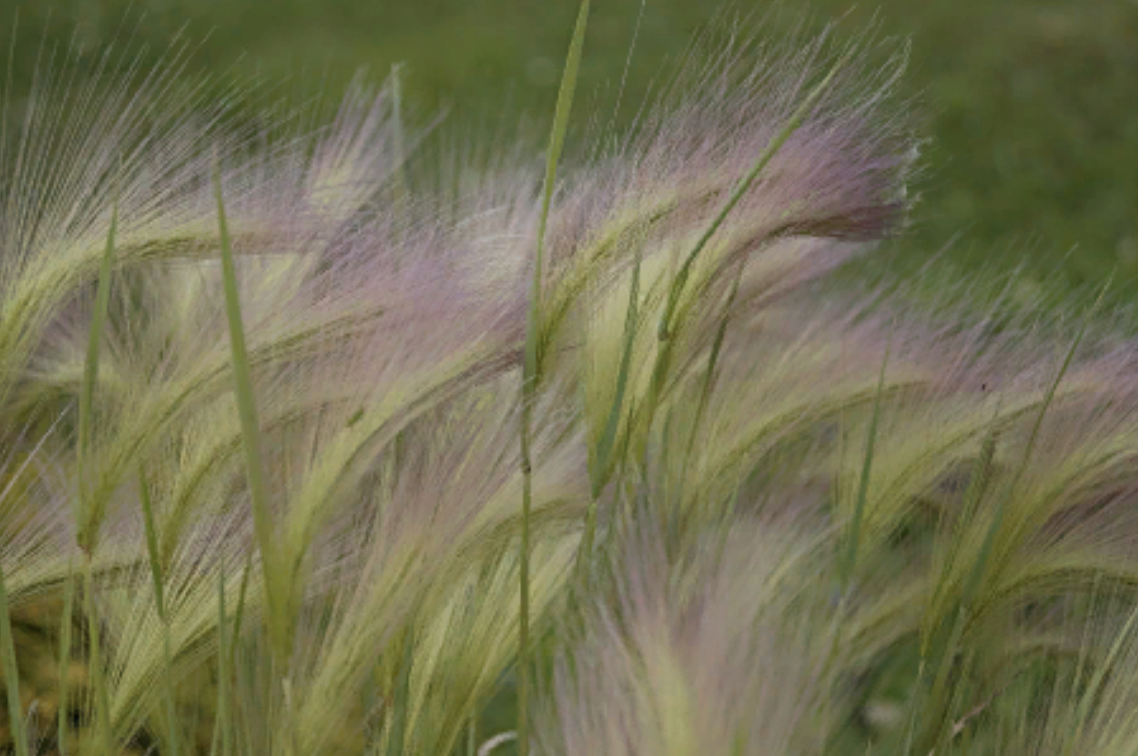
[535, 494, 838, 756]
[1, 9, 1137, 756]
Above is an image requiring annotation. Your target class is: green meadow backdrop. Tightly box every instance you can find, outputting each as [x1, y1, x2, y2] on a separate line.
[6, 0, 1136, 299]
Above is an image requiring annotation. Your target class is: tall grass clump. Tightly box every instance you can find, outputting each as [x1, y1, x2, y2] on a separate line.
[1, 8, 1137, 756]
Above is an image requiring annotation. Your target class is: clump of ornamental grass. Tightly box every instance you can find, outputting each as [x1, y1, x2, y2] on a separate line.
[1, 7, 1138, 756]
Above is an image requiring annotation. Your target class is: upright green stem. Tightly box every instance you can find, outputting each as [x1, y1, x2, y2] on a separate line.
[517, 4, 589, 754]
[84, 556, 115, 756]
[57, 564, 75, 755]
[139, 466, 181, 756]
[0, 555, 29, 756]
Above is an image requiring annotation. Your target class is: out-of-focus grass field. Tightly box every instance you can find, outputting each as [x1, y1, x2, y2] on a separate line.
[5, 0, 1137, 295]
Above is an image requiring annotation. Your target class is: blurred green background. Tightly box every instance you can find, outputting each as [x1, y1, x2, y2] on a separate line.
[4, 0, 1137, 300]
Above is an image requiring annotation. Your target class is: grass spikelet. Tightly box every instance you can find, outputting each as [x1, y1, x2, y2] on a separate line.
[537, 495, 832, 756]
[654, 40, 857, 347]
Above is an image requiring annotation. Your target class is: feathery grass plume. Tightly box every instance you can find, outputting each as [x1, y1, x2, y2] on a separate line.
[913, 287, 1117, 753]
[555, 21, 919, 504]
[117, 191, 545, 752]
[0, 30, 267, 430]
[801, 301, 1138, 752]
[631, 299, 928, 554]
[92, 501, 252, 751]
[535, 489, 836, 756]
[215, 379, 586, 756]
[45, 110, 553, 751]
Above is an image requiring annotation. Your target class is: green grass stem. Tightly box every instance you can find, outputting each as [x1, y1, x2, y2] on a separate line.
[138, 465, 182, 756]
[518, 3, 589, 754]
[0, 555, 29, 756]
[83, 557, 115, 756]
[56, 563, 75, 756]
